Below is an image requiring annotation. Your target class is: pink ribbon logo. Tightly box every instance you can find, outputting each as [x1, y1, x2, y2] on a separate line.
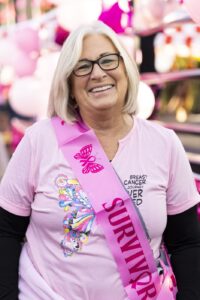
[74, 144, 104, 174]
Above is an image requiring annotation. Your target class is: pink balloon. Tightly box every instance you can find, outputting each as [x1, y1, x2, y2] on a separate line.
[0, 38, 37, 77]
[11, 27, 40, 55]
[13, 51, 37, 77]
[184, 0, 200, 24]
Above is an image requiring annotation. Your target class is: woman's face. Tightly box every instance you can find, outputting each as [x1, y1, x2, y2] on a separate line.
[70, 34, 128, 117]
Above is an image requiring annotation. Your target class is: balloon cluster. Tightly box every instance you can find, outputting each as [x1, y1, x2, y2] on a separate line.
[0, 0, 135, 121]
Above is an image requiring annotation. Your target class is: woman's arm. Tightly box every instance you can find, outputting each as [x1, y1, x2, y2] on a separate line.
[0, 207, 29, 300]
[163, 205, 200, 300]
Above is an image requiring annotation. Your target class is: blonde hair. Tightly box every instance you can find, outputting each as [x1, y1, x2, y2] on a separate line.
[48, 20, 139, 122]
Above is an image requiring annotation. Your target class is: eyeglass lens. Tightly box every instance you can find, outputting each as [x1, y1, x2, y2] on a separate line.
[74, 53, 120, 76]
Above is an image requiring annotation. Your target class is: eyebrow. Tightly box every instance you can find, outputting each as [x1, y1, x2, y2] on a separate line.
[78, 52, 112, 62]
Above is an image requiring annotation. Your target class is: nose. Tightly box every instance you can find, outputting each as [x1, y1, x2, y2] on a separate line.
[90, 62, 107, 79]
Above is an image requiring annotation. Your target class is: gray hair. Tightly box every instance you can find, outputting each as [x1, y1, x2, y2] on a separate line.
[48, 20, 139, 122]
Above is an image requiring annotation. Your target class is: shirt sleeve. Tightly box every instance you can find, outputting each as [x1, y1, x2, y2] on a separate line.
[164, 205, 200, 300]
[0, 207, 30, 299]
[166, 130, 200, 215]
[0, 131, 35, 217]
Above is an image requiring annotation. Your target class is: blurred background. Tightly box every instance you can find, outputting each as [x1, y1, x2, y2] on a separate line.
[0, 0, 199, 200]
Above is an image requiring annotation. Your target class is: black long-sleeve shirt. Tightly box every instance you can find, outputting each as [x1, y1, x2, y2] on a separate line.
[163, 205, 200, 300]
[0, 205, 200, 300]
[0, 208, 29, 300]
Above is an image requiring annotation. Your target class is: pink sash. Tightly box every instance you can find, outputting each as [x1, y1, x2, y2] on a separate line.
[52, 116, 177, 300]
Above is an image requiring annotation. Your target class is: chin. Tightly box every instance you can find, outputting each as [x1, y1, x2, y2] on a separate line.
[92, 96, 118, 107]
[93, 102, 117, 111]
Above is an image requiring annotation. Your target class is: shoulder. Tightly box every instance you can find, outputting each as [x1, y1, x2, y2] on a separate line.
[25, 118, 54, 140]
[22, 118, 57, 153]
[26, 118, 52, 133]
[134, 117, 182, 155]
[135, 117, 177, 141]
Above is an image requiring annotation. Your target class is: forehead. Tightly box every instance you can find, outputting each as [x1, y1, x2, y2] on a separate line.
[80, 34, 117, 59]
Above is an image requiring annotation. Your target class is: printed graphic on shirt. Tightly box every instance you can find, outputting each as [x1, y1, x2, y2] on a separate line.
[55, 175, 95, 257]
[124, 174, 147, 206]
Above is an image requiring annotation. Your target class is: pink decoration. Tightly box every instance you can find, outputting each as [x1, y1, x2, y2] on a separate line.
[54, 25, 70, 46]
[133, 0, 179, 32]
[0, 38, 37, 77]
[184, 0, 200, 24]
[11, 27, 40, 55]
[195, 178, 200, 194]
[13, 51, 37, 77]
[99, 2, 131, 33]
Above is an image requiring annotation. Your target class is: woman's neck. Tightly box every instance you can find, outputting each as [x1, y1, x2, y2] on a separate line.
[79, 111, 134, 160]
[81, 111, 133, 140]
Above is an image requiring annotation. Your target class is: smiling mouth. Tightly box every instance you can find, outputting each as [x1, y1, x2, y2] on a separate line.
[89, 84, 114, 93]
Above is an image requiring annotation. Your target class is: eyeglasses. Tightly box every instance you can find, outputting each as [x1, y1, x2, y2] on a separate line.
[73, 53, 121, 77]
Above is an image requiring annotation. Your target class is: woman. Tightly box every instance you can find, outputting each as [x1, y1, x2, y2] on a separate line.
[0, 21, 199, 300]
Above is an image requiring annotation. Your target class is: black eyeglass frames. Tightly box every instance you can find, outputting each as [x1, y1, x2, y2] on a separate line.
[73, 53, 121, 77]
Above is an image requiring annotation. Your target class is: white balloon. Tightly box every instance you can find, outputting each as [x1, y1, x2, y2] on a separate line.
[9, 77, 49, 118]
[102, 0, 117, 10]
[0, 39, 18, 64]
[133, 0, 165, 31]
[136, 81, 155, 119]
[118, 0, 130, 13]
[35, 51, 60, 82]
[118, 34, 135, 58]
[57, 0, 102, 31]
[0, 66, 15, 85]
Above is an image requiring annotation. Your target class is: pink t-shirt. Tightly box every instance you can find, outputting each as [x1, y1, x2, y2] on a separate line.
[0, 117, 199, 300]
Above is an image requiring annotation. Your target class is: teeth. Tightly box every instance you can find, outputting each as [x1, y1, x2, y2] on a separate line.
[90, 85, 113, 93]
